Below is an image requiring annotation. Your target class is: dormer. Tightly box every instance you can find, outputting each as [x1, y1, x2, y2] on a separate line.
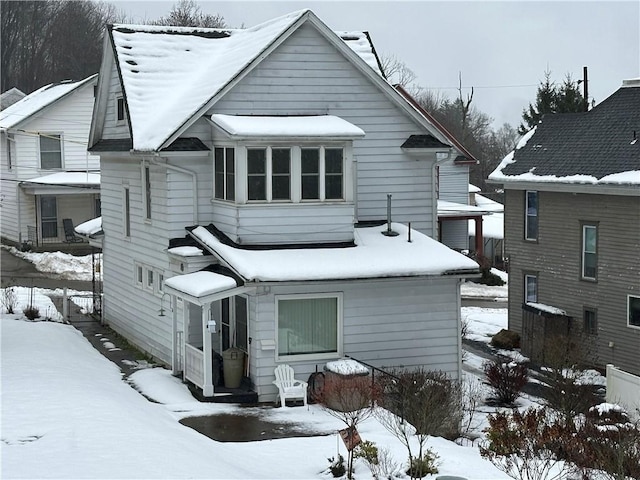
[207, 114, 364, 245]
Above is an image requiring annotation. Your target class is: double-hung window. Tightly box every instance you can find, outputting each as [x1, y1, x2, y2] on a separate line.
[277, 293, 342, 360]
[214, 147, 235, 201]
[116, 97, 126, 124]
[525, 191, 538, 241]
[581, 224, 597, 280]
[143, 165, 151, 220]
[301, 148, 320, 200]
[39, 134, 62, 169]
[247, 148, 267, 201]
[272, 148, 291, 200]
[525, 274, 538, 303]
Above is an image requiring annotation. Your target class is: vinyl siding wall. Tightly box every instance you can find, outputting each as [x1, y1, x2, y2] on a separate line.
[101, 156, 174, 363]
[249, 276, 461, 403]
[505, 189, 640, 375]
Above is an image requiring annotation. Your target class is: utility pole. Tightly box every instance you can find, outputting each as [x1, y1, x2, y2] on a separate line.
[582, 66, 589, 112]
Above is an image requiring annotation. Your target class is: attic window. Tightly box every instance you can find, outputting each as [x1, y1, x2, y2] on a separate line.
[116, 97, 125, 124]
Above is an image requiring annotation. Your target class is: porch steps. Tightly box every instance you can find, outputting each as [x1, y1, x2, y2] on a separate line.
[187, 377, 258, 404]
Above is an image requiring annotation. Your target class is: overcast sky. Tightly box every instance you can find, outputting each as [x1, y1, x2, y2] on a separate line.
[112, 1, 640, 130]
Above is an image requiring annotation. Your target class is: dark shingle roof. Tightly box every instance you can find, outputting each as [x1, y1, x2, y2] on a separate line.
[401, 134, 450, 149]
[89, 137, 208, 152]
[501, 84, 640, 179]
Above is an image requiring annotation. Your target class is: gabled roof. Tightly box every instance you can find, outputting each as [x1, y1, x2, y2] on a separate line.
[100, 9, 453, 153]
[490, 79, 640, 186]
[0, 88, 26, 111]
[0, 75, 97, 130]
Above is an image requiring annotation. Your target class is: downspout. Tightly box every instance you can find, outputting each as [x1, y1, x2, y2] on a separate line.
[149, 156, 199, 225]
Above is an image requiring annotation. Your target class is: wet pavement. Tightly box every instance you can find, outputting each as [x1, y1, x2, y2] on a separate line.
[180, 412, 331, 442]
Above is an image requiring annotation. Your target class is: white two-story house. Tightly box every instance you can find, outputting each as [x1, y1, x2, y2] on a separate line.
[0, 75, 100, 249]
[88, 10, 479, 402]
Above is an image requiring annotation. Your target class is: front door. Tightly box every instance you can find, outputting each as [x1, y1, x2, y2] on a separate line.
[221, 296, 248, 352]
[40, 196, 58, 239]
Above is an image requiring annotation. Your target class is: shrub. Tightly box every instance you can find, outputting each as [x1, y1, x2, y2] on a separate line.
[1, 287, 17, 314]
[479, 267, 506, 286]
[23, 305, 40, 321]
[490, 329, 520, 349]
[406, 448, 439, 478]
[327, 454, 346, 478]
[483, 359, 528, 405]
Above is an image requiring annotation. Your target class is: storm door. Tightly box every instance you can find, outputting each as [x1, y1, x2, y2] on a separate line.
[221, 296, 248, 352]
[40, 196, 58, 239]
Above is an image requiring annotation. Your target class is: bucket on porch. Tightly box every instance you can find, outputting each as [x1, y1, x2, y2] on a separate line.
[222, 347, 245, 389]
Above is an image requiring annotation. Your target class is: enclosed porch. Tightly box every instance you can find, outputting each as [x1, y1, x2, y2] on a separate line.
[163, 270, 257, 402]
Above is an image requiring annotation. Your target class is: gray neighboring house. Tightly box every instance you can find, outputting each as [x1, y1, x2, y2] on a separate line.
[489, 78, 640, 376]
[0, 88, 26, 110]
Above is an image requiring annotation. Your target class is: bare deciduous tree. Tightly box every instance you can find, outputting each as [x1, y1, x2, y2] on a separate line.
[151, 0, 226, 28]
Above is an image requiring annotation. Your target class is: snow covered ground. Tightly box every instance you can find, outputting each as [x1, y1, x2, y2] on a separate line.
[0, 250, 604, 479]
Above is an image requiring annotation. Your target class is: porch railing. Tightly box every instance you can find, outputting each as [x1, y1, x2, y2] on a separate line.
[26, 225, 87, 247]
[185, 343, 204, 389]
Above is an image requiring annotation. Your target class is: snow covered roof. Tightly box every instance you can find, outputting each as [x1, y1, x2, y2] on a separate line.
[438, 200, 490, 218]
[164, 271, 238, 298]
[188, 223, 478, 283]
[75, 217, 103, 236]
[0, 87, 26, 111]
[468, 184, 481, 193]
[525, 302, 567, 316]
[474, 194, 503, 212]
[167, 246, 204, 257]
[337, 31, 383, 76]
[490, 81, 640, 186]
[20, 172, 100, 186]
[108, 10, 383, 152]
[0, 75, 97, 130]
[211, 114, 365, 139]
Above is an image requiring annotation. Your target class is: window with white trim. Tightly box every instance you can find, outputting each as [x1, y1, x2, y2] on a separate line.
[143, 165, 151, 220]
[135, 264, 143, 286]
[39, 133, 62, 169]
[525, 190, 538, 241]
[525, 274, 538, 303]
[240, 145, 344, 203]
[123, 187, 131, 237]
[6, 133, 13, 169]
[581, 224, 597, 280]
[214, 147, 235, 201]
[628, 295, 640, 328]
[146, 269, 154, 291]
[277, 293, 342, 360]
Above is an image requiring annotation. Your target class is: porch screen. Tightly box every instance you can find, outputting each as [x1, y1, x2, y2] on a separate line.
[278, 297, 337, 356]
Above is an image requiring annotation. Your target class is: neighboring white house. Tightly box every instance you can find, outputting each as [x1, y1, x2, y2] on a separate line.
[88, 10, 478, 402]
[0, 88, 26, 111]
[468, 184, 504, 266]
[0, 75, 100, 249]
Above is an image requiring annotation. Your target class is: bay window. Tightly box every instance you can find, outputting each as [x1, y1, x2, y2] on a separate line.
[277, 294, 342, 359]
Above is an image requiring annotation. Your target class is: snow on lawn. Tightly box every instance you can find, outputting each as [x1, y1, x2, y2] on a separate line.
[463, 306, 508, 343]
[1, 311, 510, 480]
[461, 269, 508, 299]
[3, 245, 101, 281]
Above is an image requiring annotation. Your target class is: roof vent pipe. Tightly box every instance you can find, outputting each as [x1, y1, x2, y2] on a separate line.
[382, 194, 399, 237]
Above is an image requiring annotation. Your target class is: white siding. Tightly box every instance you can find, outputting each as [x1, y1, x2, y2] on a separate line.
[101, 66, 130, 139]
[249, 276, 461, 402]
[439, 161, 469, 204]
[212, 23, 436, 235]
[0, 80, 99, 244]
[441, 219, 469, 251]
[101, 156, 174, 363]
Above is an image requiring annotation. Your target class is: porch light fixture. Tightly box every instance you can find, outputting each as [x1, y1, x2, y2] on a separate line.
[158, 292, 172, 317]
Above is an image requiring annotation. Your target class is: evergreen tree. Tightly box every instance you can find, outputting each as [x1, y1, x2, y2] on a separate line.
[518, 70, 585, 134]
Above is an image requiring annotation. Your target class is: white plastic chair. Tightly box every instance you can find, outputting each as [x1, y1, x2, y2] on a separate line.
[272, 364, 308, 408]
